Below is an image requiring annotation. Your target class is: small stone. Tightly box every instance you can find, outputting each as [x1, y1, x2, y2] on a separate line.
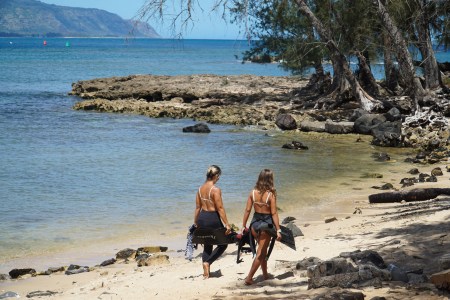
[408, 168, 420, 175]
[137, 246, 168, 254]
[26, 291, 58, 298]
[361, 173, 383, 178]
[0, 291, 19, 299]
[282, 140, 308, 150]
[100, 258, 116, 267]
[380, 183, 394, 190]
[430, 269, 450, 290]
[116, 248, 137, 260]
[65, 265, 89, 275]
[325, 217, 338, 224]
[426, 175, 438, 182]
[372, 152, 391, 162]
[47, 266, 65, 274]
[137, 254, 170, 267]
[431, 167, 443, 176]
[9, 268, 36, 279]
[0, 274, 11, 281]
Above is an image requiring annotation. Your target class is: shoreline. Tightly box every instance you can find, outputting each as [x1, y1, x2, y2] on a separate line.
[0, 130, 400, 271]
[0, 131, 416, 275]
[1, 163, 449, 299]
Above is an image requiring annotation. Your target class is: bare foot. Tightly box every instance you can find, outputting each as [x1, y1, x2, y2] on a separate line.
[202, 262, 210, 279]
[263, 273, 274, 280]
[244, 277, 253, 285]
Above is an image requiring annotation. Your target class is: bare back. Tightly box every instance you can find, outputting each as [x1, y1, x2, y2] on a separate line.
[197, 183, 219, 212]
[251, 189, 274, 214]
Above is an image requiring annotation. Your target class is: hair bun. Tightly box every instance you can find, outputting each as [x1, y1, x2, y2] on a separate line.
[206, 165, 222, 179]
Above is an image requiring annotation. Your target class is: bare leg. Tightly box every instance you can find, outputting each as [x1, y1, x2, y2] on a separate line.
[202, 262, 210, 279]
[245, 230, 271, 285]
[261, 259, 269, 279]
[202, 245, 212, 279]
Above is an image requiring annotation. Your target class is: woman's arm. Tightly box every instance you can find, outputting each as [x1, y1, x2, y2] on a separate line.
[213, 188, 231, 233]
[242, 192, 253, 231]
[194, 190, 201, 227]
[270, 194, 282, 241]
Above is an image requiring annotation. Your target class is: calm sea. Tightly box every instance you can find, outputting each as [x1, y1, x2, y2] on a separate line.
[0, 38, 448, 272]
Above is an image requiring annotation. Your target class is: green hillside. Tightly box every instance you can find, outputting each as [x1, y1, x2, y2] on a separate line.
[0, 0, 160, 37]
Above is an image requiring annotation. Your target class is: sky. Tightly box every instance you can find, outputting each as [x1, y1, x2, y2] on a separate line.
[39, 0, 244, 39]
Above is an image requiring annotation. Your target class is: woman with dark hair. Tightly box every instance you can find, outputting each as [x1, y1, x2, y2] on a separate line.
[194, 165, 231, 279]
[241, 169, 281, 285]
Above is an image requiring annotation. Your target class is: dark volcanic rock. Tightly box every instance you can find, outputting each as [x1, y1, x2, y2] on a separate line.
[371, 121, 402, 147]
[182, 123, 211, 133]
[282, 141, 308, 150]
[354, 114, 386, 134]
[9, 268, 36, 279]
[276, 114, 297, 130]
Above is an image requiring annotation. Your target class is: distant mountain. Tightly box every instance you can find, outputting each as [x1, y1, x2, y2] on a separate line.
[0, 0, 160, 38]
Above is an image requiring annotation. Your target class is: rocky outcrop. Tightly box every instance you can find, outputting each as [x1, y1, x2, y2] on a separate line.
[71, 74, 308, 128]
[70, 74, 450, 152]
[304, 250, 390, 289]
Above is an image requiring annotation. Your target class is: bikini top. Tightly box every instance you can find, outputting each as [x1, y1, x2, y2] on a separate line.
[198, 185, 216, 204]
[252, 189, 271, 208]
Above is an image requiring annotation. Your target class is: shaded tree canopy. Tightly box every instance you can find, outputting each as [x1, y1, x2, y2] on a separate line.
[137, 0, 450, 113]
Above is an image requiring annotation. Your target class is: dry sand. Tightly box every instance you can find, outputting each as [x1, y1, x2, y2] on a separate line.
[1, 165, 450, 300]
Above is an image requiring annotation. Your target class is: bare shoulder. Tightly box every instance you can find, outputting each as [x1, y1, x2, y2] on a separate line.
[212, 186, 222, 196]
[269, 192, 276, 202]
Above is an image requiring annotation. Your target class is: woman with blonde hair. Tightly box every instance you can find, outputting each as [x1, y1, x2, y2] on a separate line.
[241, 169, 281, 285]
[194, 165, 231, 279]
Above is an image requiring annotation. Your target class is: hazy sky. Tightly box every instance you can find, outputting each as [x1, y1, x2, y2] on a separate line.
[39, 0, 243, 39]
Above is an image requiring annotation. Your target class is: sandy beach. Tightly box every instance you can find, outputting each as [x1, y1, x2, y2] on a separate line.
[1, 163, 449, 299]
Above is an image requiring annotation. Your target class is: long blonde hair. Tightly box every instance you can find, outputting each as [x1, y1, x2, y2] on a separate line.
[254, 169, 276, 196]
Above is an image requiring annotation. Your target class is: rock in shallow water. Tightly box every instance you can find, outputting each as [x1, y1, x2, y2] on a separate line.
[182, 123, 210, 133]
[282, 140, 308, 150]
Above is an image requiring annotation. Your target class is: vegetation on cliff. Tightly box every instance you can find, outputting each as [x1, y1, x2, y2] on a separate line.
[0, 0, 160, 37]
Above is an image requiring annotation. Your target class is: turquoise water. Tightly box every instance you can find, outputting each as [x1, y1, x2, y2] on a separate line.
[0, 38, 448, 272]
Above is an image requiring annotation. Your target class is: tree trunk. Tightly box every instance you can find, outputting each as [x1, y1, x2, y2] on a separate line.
[355, 50, 380, 97]
[369, 188, 450, 203]
[373, 0, 425, 111]
[382, 31, 400, 92]
[416, 0, 442, 89]
[294, 0, 383, 112]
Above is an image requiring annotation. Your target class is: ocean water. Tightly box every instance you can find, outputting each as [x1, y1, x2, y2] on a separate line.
[0, 38, 448, 273]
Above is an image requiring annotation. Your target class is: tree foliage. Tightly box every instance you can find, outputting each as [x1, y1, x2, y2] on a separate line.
[137, 0, 448, 111]
[230, 0, 325, 74]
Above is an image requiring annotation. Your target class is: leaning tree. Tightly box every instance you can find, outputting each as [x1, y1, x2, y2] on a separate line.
[135, 0, 447, 114]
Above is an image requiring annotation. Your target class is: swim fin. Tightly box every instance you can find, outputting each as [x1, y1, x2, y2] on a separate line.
[258, 224, 296, 250]
[192, 227, 238, 245]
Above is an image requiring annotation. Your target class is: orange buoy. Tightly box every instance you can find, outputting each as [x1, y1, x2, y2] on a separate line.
[43, 40, 47, 46]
